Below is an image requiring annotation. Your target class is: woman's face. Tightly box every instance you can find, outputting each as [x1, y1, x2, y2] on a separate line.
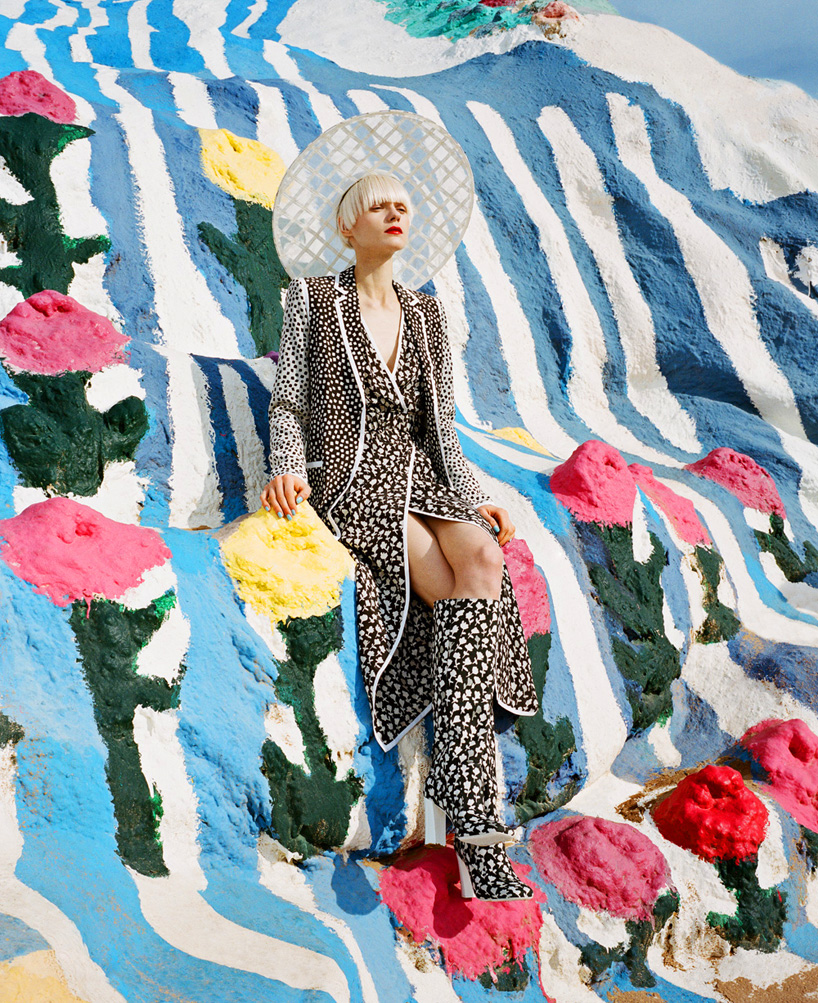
[341, 198, 410, 257]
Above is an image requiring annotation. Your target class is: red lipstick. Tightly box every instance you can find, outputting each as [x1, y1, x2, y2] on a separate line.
[386, 226, 402, 234]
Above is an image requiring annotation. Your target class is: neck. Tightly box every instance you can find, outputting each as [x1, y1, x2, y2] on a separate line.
[352, 253, 396, 304]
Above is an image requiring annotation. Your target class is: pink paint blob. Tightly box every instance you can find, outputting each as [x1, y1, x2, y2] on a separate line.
[685, 448, 786, 518]
[480, 0, 516, 6]
[0, 498, 171, 607]
[652, 765, 768, 862]
[530, 815, 671, 921]
[550, 439, 636, 526]
[502, 537, 551, 637]
[538, 1, 578, 17]
[629, 463, 711, 547]
[741, 719, 818, 833]
[0, 70, 76, 124]
[0, 291, 128, 375]
[379, 846, 544, 980]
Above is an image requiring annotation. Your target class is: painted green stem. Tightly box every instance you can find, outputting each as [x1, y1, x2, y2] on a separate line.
[0, 113, 109, 297]
[69, 593, 184, 877]
[260, 610, 363, 859]
[514, 632, 579, 823]
[694, 546, 741, 643]
[587, 525, 681, 734]
[198, 198, 289, 356]
[0, 370, 148, 495]
[708, 856, 786, 952]
[755, 513, 818, 583]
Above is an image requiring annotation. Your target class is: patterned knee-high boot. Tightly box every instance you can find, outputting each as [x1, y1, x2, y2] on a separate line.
[423, 597, 513, 846]
[424, 597, 533, 901]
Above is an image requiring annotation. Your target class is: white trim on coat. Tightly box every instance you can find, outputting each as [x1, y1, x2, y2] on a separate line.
[369, 445, 417, 751]
[326, 273, 369, 539]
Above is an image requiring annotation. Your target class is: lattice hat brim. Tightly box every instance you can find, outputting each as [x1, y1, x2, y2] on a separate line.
[272, 112, 474, 289]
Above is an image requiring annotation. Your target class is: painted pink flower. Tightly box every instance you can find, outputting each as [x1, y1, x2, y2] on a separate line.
[379, 846, 544, 979]
[0, 291, 128, 375]
[685, 448, 785, 518]
[0, 498, 171, 607]
[503, 537, 551, 637]
[630, 463, 711, 547]
[652, 765, 768, 862]
[550, 439, 636, 526]
[481, 0, 516, 6]
[0, 70, 76, 124]
[530, 815, 671, 921]
[741, 719, 818, 833]
[533, 1, 579, 19]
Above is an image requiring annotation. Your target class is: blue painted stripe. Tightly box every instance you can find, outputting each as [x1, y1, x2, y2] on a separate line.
[194, 356, 248, 522]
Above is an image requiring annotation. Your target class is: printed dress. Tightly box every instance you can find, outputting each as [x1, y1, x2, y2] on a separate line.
[330, 307, 536, 750]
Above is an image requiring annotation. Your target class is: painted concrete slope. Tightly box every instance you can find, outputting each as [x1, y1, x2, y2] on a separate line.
[0, 2, 817, 1002]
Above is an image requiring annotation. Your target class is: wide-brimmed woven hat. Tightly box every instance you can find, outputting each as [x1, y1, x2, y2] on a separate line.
[272, 111, 474, 290]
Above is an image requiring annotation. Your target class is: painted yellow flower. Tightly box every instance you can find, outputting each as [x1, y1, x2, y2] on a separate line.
[220, 504, 354, 624]
[199, 128, 286, 209]
[493, 426, 557, 457]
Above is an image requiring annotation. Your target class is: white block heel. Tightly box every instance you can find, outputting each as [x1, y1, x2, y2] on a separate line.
[456, 853, 475, 898]
[424, 797, 447, 845]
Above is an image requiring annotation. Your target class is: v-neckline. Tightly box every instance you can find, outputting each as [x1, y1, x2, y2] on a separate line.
[361, 305, 404, 377]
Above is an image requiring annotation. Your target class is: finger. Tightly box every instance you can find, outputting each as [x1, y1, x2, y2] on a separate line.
[299, 482, 312, 501]
[283, 478, 298, 518]
[273, 479, 289, 518]
[260, 484, 272, 511]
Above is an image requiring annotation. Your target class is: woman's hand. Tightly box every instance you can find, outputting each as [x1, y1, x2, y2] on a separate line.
[477, 504, 515, 546]
[260, 474, 311, 519]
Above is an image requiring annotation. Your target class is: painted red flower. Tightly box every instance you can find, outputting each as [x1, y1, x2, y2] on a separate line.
[742, 719, 818, 833]
[652, 765, 768, 862]
[379, 846, 544, 979]
[0, 498, 171, 607]
[685, 447, 785, 518]
[503, 537, 551, 637]
[0, 291, 128, 375]
[550, 439, 636, 526]
[530, 815, 671, 921]
[630, 463, 711, 547]
[0, 70, 76, 124]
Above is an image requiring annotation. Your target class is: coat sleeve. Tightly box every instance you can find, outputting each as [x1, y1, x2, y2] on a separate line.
[432, 297, 492, 508]
[268, 277, 310, 483]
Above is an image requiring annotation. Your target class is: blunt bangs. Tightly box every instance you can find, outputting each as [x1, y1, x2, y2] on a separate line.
[336, 173, 412, 244]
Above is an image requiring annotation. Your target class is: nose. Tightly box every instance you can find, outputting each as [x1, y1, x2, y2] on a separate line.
[386, 204, 401, 221]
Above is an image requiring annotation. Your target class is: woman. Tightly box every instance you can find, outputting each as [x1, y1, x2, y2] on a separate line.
[262, 168, 538, 901]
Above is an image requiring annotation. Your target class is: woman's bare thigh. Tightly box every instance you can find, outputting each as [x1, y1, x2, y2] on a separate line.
[406, 512, 455, 607]
[422, 515, 503, 599]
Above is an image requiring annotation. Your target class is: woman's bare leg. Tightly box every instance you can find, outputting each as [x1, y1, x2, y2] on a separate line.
[424, 516, 504, 600]
[406, 513, 504, 604]
[406, 512, 456, 606]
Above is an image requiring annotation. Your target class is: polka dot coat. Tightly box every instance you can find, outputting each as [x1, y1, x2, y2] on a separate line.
[269, 265, 538, 750]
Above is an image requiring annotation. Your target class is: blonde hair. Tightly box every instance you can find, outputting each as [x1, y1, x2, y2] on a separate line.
[336, 172, 412, 246]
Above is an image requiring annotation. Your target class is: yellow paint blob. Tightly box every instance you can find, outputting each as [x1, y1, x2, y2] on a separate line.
[493, 426, 557, 457]
[220, 504, 354, 624]
[199, 129, 286, 209]
[0, 950, 90, 1003]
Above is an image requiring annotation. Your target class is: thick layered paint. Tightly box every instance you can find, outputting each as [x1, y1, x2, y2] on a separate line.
[693, 545, 741, 643]
[530, 815, 672, 921]
[708, 856, 787, 953]
[261, 611, 363, 858]
[550, 441, 636, 528]
[0, 368, 147, 495]
[0, 498, 170, 607]
[199, 197, 290, 356]
[221, 505, 354, 623]
[741, 719, 818, 833]
[0, 292, 127, 376]
[755, 513, 818, 584]
[584, 523, 681, 733]
[378, 845, 544, 980]
[513, 633, 579, 822]
[686, 448, 787, 518]
[653, 765, 769, 863]
[69, 593, 183, 876]
[0, 70, 76, 123]
[0, 113, 109, 299]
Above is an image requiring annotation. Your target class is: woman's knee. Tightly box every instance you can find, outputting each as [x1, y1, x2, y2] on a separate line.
[452, 538, 504, 590]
